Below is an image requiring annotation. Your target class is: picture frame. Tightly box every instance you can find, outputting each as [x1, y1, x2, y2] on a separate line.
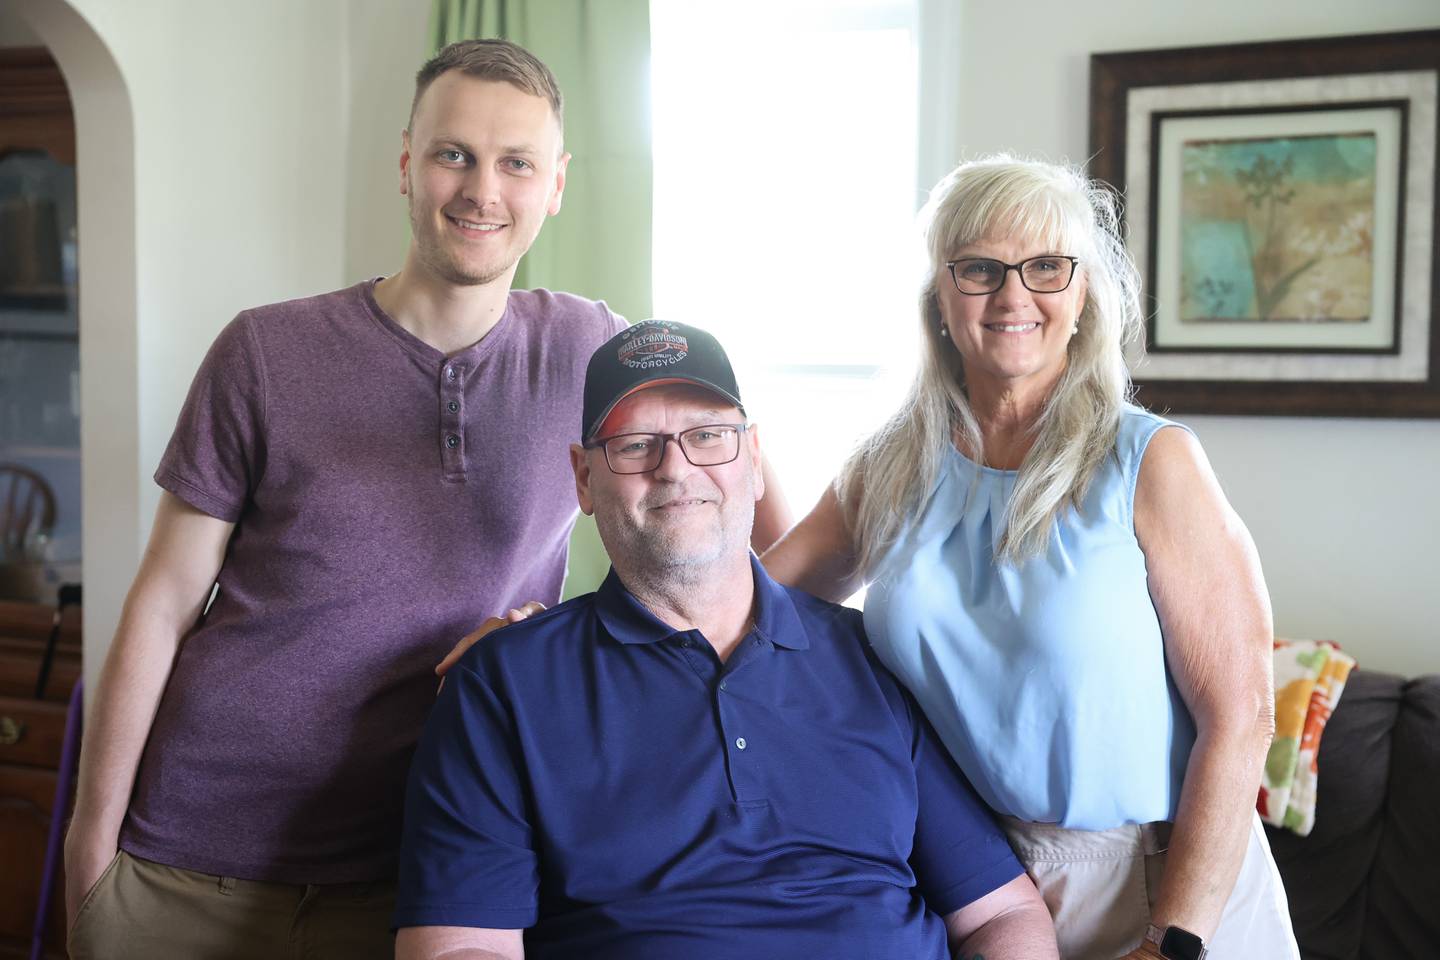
[1090, 30, 1440, 417]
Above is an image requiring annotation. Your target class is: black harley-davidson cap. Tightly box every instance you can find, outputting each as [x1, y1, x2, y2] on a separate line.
[582, 319, 745, 441]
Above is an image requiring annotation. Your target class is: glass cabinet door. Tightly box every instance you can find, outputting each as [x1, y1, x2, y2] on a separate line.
[0, 47, 81, 597]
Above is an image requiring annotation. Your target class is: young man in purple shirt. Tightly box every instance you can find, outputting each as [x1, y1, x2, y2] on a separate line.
[64, 41, 786, 960]
[393, 321, 1059, 960]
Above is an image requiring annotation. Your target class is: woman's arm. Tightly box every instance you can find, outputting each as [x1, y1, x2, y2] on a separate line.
[759, 483, 864, 604]
[1126, 426, 1274, 953]
[750, 450, 795, 554]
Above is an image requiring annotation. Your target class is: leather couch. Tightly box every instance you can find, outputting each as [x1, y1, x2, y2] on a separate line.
[1263, 668, 1440, 960]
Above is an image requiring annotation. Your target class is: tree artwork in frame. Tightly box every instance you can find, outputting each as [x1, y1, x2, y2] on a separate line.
[1089, 30, 1440, 417]
[1153, 103, 1403, 355]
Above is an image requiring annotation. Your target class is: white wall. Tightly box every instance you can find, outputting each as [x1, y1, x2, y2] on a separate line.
[342, 0, 428, 284]
[927, 0, 1440, 676]
[0, 7, 45, 44]
[64, 0, 350, 494]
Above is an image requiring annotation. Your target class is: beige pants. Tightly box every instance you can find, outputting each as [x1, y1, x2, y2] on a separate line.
[67, 851, 395, 960]
[1001, 813, 1300, 960]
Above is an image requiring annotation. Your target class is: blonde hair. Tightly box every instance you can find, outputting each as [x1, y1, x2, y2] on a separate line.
[838, 155, 1143, 573]
[410, 39, 563, 133]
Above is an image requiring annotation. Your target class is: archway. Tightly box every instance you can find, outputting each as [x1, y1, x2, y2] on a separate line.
[12, 0, 140, 697]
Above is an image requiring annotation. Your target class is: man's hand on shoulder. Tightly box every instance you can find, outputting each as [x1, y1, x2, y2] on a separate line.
[435, 602, 546, 688]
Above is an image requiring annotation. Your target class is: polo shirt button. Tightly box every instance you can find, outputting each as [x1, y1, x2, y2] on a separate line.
[719, 680, 727, 692]
[445, 435, 459, 448]
[447, 400, 459, 413]
[445, 366, 457, 381]
[735, 737, 747, 750]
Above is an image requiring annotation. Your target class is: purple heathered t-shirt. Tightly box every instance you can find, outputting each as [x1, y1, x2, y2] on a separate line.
[120, 280, 626, 883]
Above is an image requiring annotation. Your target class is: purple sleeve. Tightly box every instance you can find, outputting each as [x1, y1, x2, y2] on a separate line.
[604, 303, 629, 338]
[393, 661, 538, 930]
[153, 315, 267, 522]
[905, 692, 1025, 915]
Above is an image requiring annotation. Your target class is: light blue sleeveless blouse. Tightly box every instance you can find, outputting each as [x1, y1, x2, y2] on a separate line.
[862, 404, 1196, 829]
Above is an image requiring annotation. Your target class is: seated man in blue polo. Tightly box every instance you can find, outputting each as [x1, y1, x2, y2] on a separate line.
[393, 320, 1059, 960]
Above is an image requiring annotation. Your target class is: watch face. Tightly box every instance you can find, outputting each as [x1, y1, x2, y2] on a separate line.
[1160, 926, 1206, 960]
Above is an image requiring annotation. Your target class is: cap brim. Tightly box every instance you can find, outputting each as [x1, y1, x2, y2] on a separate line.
[587, 376, 746, 440]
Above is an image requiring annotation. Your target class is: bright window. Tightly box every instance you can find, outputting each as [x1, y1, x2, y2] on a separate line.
[650, 0, 924, 541]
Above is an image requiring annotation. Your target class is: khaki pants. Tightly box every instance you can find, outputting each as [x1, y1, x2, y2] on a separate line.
[1002, 813, 1300, 960]
[67, 851, 395, 960]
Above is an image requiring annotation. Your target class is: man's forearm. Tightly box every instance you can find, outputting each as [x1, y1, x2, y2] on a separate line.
[395, 926, 525, 960]
[70, 600, 191, 836]
[64, 579, 203, 924]
[70, 493, 233, 843]
[952, 899, 1058, 960]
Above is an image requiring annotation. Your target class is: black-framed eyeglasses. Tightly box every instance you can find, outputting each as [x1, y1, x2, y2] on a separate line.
[585, 422, 749, 475]
[944, 255, 1079, 295]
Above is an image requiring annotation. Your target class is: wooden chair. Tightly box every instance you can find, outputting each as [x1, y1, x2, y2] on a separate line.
[0, 464, 55, 559]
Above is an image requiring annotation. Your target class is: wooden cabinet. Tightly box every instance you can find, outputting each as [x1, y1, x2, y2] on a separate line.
[0, 600, 80, 960]
[0, 48, 74, 166]
[0, 600, 79, 704]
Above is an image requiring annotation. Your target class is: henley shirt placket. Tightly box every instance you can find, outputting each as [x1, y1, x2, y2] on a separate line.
[440, 361, 466, 481]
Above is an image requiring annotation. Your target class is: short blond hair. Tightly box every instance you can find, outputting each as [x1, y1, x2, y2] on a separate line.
[409, 39, 563, 133]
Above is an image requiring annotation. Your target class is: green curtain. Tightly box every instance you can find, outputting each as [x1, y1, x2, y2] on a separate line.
[428, 0, 651, 598]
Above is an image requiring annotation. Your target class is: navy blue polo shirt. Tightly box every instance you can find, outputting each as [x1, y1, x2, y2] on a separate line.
[394, 557, 1022, 959]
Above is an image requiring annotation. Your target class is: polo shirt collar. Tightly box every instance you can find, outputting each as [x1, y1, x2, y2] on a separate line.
[594, 554, 809, 650]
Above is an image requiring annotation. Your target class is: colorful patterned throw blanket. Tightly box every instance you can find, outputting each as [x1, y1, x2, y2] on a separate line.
[1258, 639, 1357, 835]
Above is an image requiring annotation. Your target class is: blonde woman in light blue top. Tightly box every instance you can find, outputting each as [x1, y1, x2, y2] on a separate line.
[763, 156, 1299, 960]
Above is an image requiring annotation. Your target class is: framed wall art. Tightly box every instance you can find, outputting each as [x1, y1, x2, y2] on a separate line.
[1090, 30, 1440, 417]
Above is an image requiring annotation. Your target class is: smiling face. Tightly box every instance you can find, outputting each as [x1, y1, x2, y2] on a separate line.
[400, 72, 568, 288]
[571, 384, 763, 584]
[937, 234, 1088, 397]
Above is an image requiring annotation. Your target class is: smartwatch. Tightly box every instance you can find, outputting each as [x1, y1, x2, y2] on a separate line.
[1144, 923, 1208, 960]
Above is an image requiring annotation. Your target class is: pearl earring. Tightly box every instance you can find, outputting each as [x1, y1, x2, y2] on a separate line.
[939, 323, 949, 338]
[1071, 321, 1079, 335]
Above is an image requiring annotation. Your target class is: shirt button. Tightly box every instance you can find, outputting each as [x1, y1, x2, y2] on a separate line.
[719, 680, 728, 692]
[735, 737, 747, 750]
[445, 366, 457, 382]
[447, 400, 459, 413]
[445, 435, 459, 448]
